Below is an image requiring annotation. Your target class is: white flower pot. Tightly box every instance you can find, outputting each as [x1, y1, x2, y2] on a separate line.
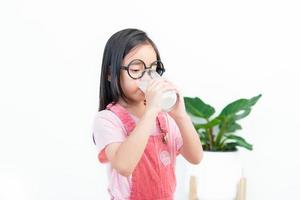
[189, 151, 243, 200]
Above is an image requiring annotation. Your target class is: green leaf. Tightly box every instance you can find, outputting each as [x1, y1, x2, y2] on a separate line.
[224, 135, 253, 150]
[219, 94, 262, 121]
[184, 97, 215, 119]
[222, 142, 238, 151]
[194, 118, 221, 130]
[224, 121, 242, 133]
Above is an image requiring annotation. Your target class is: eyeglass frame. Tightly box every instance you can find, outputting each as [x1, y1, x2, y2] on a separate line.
[120, 59, 165, 80]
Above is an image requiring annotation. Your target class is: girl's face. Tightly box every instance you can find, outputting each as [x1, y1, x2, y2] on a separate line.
[119, 43, 157, 105]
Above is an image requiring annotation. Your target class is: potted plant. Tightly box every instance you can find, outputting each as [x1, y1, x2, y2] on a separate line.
[184, 94, 262, 200]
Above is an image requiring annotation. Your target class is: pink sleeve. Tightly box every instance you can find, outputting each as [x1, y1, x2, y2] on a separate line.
[92, 110, 126, 163]
[167, 114, 183, 156]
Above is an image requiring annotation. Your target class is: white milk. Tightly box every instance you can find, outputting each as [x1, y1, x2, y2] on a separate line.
[138, 71, 178, 112]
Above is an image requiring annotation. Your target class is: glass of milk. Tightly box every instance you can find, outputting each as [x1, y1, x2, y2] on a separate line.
[138, 70, 178, 112]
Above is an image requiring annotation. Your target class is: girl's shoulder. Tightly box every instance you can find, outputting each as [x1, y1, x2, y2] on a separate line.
[94, 109, 117, 119]
[93, 109, 124, 129]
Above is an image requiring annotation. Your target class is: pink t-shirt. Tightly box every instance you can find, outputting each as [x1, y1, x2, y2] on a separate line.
[92, 109, 183, 200]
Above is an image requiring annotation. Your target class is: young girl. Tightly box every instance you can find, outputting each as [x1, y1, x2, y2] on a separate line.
[92, 28, 203, 200]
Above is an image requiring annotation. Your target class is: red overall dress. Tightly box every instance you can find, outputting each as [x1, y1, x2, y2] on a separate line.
[103, 103, 177, 200]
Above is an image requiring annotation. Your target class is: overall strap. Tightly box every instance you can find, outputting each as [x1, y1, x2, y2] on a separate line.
[106, 103, 135, 136]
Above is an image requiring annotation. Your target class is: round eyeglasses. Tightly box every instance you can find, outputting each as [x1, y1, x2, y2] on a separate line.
[120, 59, 165, 79]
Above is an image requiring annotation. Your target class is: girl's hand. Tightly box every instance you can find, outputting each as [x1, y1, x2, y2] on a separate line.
[143, 78, 177, 115]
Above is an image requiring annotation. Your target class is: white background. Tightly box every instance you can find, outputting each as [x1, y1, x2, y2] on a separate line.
[0, 0, 299, 199]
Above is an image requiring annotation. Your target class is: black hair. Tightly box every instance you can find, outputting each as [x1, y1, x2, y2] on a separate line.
[98, 28, 161, 111]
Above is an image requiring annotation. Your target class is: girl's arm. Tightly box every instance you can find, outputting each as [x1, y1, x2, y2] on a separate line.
[166, 81, 203, 165]
[174, 113, 203, 164]
[105, 109, 157, 177]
